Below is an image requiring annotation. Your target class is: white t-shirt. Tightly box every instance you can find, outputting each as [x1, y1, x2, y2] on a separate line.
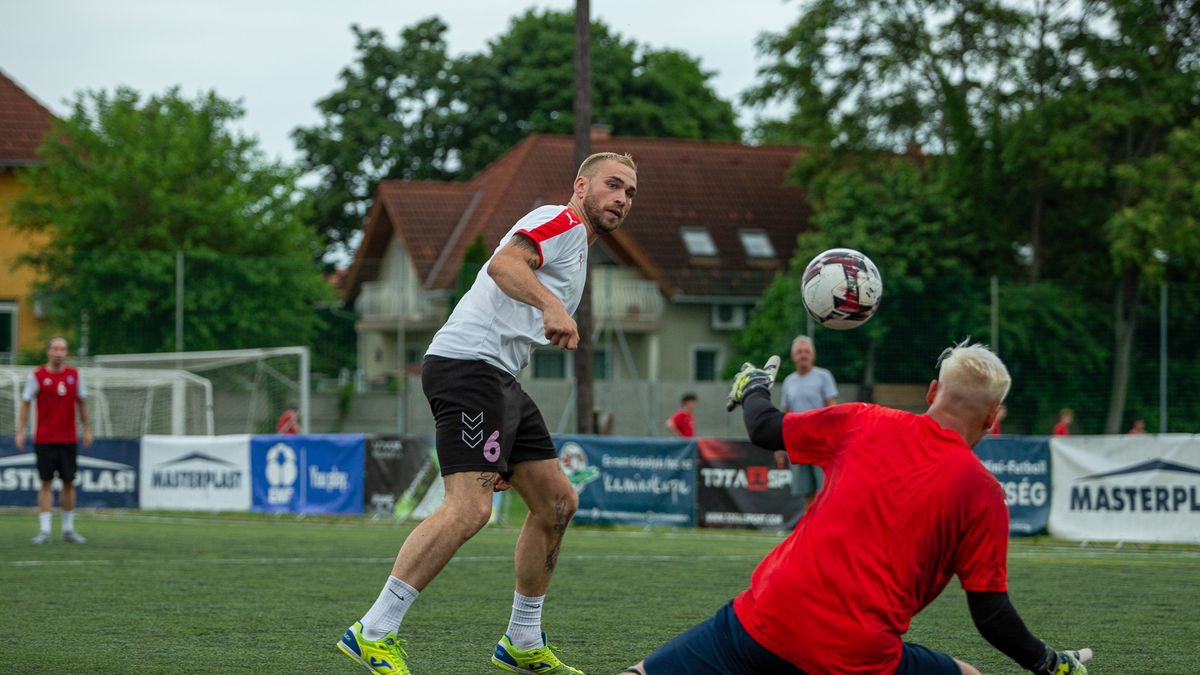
[426, 205, 589, 376]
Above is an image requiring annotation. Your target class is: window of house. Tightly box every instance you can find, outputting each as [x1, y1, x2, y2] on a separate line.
[681, 227, 718, 257]
[0, 302, 15, 365]
[533, 349, 568, 379]
[594, 348, 610, 380]
[738, 229, 775, 258]
[691, 346, 722, 382]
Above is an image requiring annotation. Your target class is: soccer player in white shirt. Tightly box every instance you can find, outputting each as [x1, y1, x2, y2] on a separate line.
[338, 153, 637, 675]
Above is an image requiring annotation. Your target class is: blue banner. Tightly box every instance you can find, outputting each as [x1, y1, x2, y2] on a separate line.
[250, 434, 365, 514]
[974, 436, 1051, 535]
[555, 435, 696, 527]
[0, 438, 140, 508]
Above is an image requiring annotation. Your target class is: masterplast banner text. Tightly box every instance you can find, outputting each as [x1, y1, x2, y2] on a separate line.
[140, 435, 251, 511]
[1050, 435, 1200, 543]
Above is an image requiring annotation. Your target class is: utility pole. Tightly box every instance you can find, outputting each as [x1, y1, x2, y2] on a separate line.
[572, 0, 595, 433]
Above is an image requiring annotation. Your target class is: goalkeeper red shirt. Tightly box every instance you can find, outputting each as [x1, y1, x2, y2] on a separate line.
[732, 403, 1010, 674]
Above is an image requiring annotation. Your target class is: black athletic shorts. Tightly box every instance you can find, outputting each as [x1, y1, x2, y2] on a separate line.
[35, 443, 79, 483]
[421, 356, 557, 476]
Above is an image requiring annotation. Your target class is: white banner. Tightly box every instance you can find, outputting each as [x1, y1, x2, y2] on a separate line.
[1049, 435, 1200, 543]
[140, 435, 251, 511]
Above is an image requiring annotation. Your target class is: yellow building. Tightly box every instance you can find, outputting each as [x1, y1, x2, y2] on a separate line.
[0, 70, 54, 362]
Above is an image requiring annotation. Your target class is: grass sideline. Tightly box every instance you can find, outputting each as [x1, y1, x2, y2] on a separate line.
[2, 509, 1198, 673]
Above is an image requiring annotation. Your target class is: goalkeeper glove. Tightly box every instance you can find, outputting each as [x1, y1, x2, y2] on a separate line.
[725, 355, 781, 411]
[1030, 645, 1092, 675]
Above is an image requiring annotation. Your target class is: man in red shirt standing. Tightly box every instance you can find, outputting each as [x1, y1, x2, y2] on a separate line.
[664, 393, 697, 437]
[16, 336, 93, 544]
[624, 341, 1091, 675]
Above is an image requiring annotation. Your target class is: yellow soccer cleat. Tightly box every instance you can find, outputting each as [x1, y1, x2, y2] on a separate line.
[492, 633, 584, 674]
[337, 621, 411, 674]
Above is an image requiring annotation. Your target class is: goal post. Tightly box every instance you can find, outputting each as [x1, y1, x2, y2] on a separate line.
[92, 346, 310, 435]
[0, 365, 214, 437]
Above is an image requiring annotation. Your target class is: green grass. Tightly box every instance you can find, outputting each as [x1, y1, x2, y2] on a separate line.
[2, 509, 1198, 673]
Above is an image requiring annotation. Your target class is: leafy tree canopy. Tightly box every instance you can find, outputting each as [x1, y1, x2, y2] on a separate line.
[13, 87, 328, 355]
[294, 10, 741, 255]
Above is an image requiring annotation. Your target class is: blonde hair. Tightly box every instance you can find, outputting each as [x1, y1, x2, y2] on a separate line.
[935, 340, 1010, 412]
[577, 152, 636, 178]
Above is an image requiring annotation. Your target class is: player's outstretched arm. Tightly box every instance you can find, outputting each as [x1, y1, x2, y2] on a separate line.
[966, 591, 1092, 674]
[726, 357, 786, 451]
[725, 356, 780, 411]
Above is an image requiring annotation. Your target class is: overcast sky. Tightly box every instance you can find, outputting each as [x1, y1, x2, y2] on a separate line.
[1, 0, 800, 163]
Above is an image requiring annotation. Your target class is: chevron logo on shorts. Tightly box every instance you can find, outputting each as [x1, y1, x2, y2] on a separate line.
[462, 411, 484, 447]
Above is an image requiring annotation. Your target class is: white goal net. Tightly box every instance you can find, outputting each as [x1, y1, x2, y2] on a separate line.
[92, 347, 309, 435]
[0, 366, 213, 438]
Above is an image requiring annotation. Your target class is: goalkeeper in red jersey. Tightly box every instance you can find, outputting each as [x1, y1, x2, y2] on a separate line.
[625, 341, 1091, 675]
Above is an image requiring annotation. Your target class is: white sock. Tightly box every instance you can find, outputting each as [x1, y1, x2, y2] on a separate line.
[506, 592, 545, 649]
[360, 576, 420, 641]
[38, 512, 51, 534]
[62, 511, 75, 533]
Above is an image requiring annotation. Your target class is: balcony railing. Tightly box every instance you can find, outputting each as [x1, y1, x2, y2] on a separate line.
[356, 281, 440, 324]
[357, 274, 663, 326]
[591, 272, 664, 324]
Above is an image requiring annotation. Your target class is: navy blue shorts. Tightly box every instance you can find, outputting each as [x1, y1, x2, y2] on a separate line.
[643, 601, 959, 675]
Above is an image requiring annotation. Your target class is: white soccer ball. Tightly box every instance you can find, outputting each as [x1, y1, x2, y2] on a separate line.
[801, 248, 883, 330]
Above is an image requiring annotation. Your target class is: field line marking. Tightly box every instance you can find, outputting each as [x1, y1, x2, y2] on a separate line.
[5, 553, 764, 568]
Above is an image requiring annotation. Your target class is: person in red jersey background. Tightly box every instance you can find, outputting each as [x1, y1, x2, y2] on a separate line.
[1053, 408, 1074, 435]
[624, 341, 1091, 675]
[665, 393, 697, 437]
[275, 403, 301, 434]
[16, 336, 92, 544]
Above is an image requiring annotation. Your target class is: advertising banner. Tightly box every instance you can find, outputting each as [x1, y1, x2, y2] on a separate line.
[1050, 435, 1200, 543]
[140, 435, 251, 511]
[973, 436, 1051, 535]
[364, 435, 438, 518]
[0, 437, 140, 508]
[556, 435, 695, 527]
[251, 434, 365, 515]
[696, 438, 807, 530]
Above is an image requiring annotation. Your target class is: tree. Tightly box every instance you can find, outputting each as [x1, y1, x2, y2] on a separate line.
[741, 0, 1200, 429]
[12, 87, 328, 355]
[293, 10, 740, 255]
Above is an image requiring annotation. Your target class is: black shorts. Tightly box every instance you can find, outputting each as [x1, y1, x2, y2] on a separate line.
[35, 443, 79, 483]
[644, 601, 959, 675]
[422, 356, 557, 476]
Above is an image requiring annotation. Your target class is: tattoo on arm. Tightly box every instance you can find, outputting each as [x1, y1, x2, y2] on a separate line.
[544, 494, 570, 573]
[507, 234, 541, 270]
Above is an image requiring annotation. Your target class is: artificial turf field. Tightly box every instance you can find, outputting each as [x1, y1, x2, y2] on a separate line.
[2, 508, 1197, 674]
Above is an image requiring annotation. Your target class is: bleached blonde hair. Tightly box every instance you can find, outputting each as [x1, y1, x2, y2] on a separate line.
[577, 152, 636, 178]
[935, 340, 1011, 412]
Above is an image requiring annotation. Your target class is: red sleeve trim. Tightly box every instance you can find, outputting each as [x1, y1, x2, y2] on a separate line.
[518, 208, 582, 268]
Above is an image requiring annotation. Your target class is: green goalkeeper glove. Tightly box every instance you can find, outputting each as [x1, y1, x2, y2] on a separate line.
[725, 355, 782, 411]
[1031, 646, 1092, 675]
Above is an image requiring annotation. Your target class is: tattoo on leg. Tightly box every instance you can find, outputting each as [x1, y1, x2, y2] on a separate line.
[544, 494, 570, 573]
[477, 472, 495, 489]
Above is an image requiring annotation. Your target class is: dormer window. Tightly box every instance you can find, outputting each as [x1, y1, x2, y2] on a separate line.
[739, 229, 775, 258]
[681, 227, 717, 257]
